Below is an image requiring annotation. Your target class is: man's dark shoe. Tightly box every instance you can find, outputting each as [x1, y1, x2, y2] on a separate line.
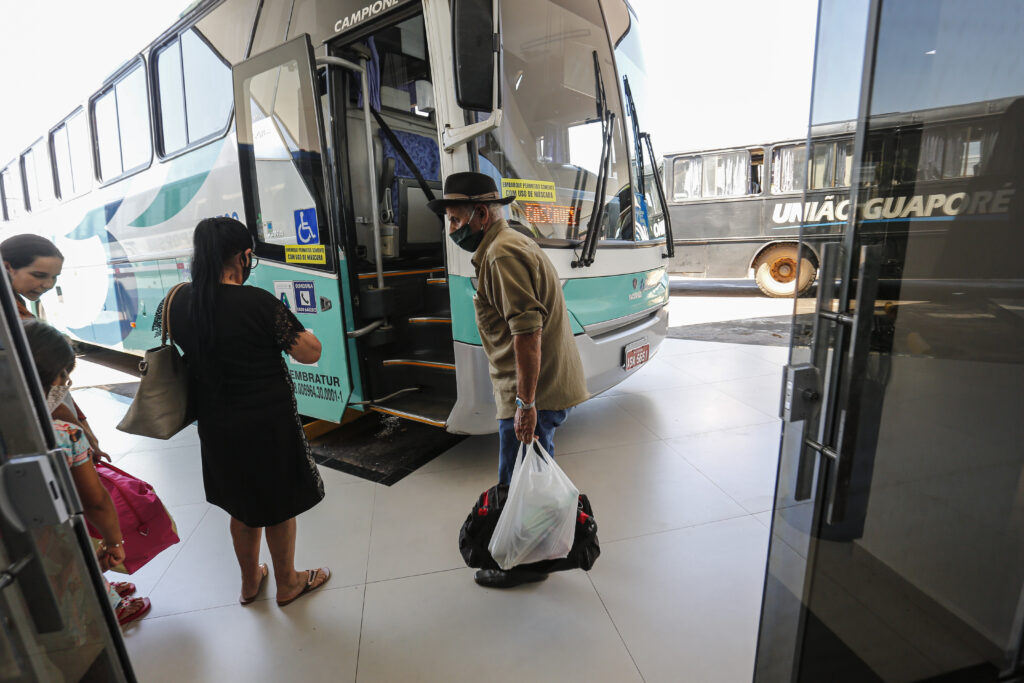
[474, 568, 548, 588]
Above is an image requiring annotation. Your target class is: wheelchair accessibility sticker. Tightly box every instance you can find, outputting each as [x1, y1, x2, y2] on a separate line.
[294, 208, 320, 245]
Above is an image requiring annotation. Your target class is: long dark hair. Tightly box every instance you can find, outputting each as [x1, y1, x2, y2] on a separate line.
[23, 320, 75, 388]
[1, 234, 64, 269]
[190, 217, 252, 353]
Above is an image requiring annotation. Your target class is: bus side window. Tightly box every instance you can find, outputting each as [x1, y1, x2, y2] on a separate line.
[92, 62, 152, 182]
[750, 148, 764, 194]
[673, 156, 702, 201]
[155, 29, 233, 156]
[771, 144, 806, 194]
[50, 110, 93, 200]
[836, 140, 854, 186]
[702, 151, 749, 198]
[809, 142, 835, 189]
[0, 165, 25, 220]
[894, 131, 922, 185]
[21, 141, 55, 213]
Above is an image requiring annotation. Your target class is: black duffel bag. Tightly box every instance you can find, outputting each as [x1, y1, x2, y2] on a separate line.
[459, 484, 600, 572]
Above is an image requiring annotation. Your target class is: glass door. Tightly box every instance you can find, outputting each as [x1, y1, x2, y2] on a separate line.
[233, 35, 355, 422]
[755, 1, 1024, 680]
[0, 266, 133, 680]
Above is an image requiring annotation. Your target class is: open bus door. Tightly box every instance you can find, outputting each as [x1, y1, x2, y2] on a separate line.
[232, 35, 355, 422]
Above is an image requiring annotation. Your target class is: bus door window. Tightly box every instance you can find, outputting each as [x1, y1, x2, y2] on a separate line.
[338, 13, 441, 268]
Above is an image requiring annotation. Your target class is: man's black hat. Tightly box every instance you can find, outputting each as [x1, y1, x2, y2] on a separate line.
[426, 172, 516, 214]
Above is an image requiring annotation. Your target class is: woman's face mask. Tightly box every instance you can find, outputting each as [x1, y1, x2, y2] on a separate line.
[240, 250, 253, 283]
[46, 384, 70, 413]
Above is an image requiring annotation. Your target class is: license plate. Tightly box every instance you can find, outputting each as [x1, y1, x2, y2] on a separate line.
[623, 339, 650, 371]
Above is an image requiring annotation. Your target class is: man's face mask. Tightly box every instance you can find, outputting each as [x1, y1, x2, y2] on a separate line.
[448, 208, 485, 252]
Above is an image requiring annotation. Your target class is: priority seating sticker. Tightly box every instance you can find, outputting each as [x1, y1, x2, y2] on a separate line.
[285, 245, 326, 265]
[500, 178, 556, 203]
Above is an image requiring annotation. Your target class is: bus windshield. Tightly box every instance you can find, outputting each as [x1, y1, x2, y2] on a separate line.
[476, 0, 633, 244]
[614, 6, 666, 241]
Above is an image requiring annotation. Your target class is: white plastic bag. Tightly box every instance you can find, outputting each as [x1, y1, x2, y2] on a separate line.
[488, 441, 580, 570]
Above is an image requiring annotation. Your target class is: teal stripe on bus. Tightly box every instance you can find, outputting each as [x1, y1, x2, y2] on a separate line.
[128, 139, 225, 228]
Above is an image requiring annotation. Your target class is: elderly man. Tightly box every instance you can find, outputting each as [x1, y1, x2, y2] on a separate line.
[429, 171, 589, 588]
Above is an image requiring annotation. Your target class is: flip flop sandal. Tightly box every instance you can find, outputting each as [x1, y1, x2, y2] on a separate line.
[112, 582, 136, 598]
[117, 597, 151, 627]
[240, 563, 269, 605]
[276, 567, 331, 607]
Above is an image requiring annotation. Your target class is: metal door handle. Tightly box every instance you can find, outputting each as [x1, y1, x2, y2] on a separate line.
[0, 556, 31, 591]
[825, 245, 882, 524]
[793, 242, 842, 501]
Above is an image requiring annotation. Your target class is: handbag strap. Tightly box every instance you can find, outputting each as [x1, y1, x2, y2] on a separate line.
[95, 461, 149, 527]
[161, 283, 188, 346]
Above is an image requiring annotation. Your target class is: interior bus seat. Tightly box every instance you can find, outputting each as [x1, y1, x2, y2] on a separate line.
[378, 128, 442, 253]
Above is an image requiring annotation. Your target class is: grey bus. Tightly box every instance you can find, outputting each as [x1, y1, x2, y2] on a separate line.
[663, 99, 1005, 296]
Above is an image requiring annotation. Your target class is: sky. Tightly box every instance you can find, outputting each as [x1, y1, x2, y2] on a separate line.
[0, 0, 819, 165]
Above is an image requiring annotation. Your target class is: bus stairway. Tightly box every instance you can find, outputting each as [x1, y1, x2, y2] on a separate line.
[360, 273, 456, 428]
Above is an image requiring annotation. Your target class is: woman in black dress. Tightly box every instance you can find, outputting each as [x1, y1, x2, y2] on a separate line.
[158, 217, 329, 606]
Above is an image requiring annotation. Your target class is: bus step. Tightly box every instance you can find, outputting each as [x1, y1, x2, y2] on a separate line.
[381, 358, 455, 371]
[369, 394, 453, 428]
[424, 279, 450, 315]
[408, 316, 451, 325]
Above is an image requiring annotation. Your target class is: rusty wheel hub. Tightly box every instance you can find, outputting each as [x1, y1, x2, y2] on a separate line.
[770, 257, 797, 283]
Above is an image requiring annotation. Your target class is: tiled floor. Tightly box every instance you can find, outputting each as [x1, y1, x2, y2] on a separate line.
[72, 334, 787, 682]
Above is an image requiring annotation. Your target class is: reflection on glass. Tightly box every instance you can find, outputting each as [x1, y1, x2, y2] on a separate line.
[756, 1, 1024, 680]
[246, 61, 318, 247]
[93, 91, 121, 180]
[157, 40, 188, 154]
[182, 29, 233, 142]
[116, 67, 151, 173]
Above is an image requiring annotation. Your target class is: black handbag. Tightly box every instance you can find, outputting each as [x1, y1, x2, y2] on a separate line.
[116, 283, 194, 439]
[459, 484, 600, 573]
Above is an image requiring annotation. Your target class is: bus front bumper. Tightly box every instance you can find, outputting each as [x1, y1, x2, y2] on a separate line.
[445, 305, 669, 435]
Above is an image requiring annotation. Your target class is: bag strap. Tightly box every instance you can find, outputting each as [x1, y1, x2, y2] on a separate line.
[161, 283, 188, 346]
[94, 462, 147, 527]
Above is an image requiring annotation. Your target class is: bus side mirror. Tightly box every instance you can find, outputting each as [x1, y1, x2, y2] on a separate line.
[452, 0, 499, 112]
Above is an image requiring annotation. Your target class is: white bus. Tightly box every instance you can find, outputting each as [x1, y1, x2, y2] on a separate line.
[0, 0, 672, 434]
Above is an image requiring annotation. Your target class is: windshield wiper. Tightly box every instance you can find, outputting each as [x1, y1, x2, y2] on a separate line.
[622, 75, 674, 258]
[573, 51, 615, 269]
[624, 76, 645, 205]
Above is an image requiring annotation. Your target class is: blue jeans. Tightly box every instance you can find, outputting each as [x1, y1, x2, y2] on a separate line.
[497, 409, 570, 485]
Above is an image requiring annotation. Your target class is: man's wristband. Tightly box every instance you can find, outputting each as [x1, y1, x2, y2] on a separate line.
[515, 396, 536, 410]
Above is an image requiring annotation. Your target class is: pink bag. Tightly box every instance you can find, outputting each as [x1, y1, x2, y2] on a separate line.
[86, 462, 179, 574]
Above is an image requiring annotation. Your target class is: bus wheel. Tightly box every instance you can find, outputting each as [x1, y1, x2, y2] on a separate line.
[754, 244, 816, 297]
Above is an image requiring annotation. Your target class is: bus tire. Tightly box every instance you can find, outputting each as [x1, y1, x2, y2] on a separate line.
[753, 244, 816, 297]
